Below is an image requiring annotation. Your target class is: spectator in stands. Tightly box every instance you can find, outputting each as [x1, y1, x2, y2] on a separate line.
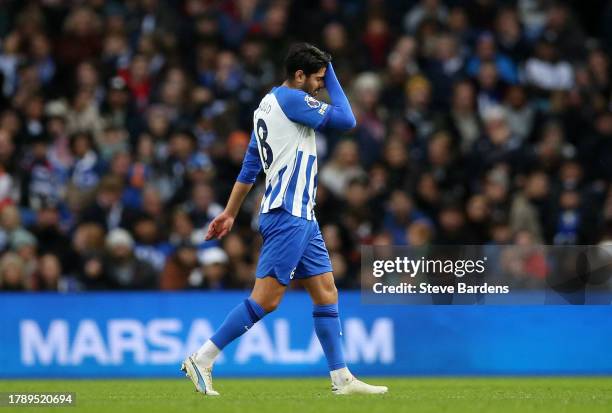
[80, 175, 138, 231]
[103, 228, 157, 290]
[524, 38, 574, 93]
[32, 253, 63, 292]
[467, 32, 519, 85]
[320, 140, 366, 199]
[0, 251, 26, 291]
[160, 241, 199, 290]
[10, 228, 38, 286]
[71, 222, 106, 290]
[198, 246, 229, 289]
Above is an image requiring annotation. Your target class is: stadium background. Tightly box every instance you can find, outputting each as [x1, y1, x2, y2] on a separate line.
[1, 0, 612, 380]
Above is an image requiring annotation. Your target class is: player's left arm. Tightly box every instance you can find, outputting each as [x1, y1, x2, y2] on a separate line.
[279, 63, 356, 132]
[206, 133, 261, 240]
[320, 62, 356, 131]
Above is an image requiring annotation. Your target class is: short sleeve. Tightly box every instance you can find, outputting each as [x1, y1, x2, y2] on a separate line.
[273, 87, 331, 130]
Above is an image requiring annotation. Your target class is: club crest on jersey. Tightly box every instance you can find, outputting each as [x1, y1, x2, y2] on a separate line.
[304, 95, 321, 108]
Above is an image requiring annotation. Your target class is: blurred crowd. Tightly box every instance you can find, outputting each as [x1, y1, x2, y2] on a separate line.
[1, 0, 612, 292]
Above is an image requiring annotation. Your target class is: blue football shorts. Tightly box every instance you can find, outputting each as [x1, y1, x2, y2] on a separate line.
[255, 208, 333, 285]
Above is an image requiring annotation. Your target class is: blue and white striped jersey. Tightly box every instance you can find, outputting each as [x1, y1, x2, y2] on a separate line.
[237, 86, 331, 221]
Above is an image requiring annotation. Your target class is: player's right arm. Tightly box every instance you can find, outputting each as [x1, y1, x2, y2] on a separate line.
[205, 133, 262, 240]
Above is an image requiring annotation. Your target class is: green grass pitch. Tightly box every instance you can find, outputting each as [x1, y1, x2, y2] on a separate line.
[2, 377, 612, 413]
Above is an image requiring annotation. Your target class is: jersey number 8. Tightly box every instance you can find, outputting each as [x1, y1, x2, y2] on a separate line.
[256, 119, 273, 170]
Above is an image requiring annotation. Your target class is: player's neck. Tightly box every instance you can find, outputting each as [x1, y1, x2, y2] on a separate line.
[282, 80, 301, 90]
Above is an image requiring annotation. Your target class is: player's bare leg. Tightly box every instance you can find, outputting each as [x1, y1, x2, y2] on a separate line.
[249, 276, 287, 312]
[182, 276, 286, 395]
[301, 272, 388, 395]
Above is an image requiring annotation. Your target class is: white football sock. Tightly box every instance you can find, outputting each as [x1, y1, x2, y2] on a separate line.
[194, 340, 220, 368]
[330, 367, 353, 387]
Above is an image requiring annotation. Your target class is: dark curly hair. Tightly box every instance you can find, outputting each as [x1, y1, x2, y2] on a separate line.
[284, 42, 331, 80]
